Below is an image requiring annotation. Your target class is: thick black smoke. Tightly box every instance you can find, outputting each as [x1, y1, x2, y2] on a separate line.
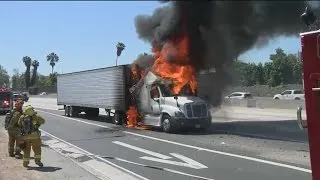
[134, 1, 313, 106]
[131, 53, 155, 71]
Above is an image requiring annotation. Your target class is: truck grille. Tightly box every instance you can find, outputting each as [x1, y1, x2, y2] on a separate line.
[185, 104, 207, 118]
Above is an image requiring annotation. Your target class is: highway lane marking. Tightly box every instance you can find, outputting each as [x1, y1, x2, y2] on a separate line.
[113, 141, 171, 160]
[113, 141, 208, 169]
[40, 129, 150, 180]
[40, 129, 214, 180]
[37, 108, 312, 173]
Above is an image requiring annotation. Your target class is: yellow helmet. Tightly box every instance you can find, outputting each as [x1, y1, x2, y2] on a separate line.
[24, 105, 35, 116]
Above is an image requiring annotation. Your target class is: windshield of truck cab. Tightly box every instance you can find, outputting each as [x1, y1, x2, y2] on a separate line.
[159, 85, 172, 97]
[175, 85, 194, 96]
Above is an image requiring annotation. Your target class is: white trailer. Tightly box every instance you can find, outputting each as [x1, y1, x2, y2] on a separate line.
[57, 65, 212, 133]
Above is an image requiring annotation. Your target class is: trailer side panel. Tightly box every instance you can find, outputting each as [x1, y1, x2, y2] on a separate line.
[57, 65, 128, 111]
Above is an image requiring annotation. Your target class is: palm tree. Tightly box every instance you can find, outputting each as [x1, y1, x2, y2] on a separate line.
[46, 52, 59, 74]
[22, 56, 32, 89]
[31, 60, 40, 86]
[116, 42, 125, 66]
[49, 72, 58, 86]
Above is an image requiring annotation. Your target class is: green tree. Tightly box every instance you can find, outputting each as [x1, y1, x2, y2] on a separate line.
[293, 60, 303, 84]
[22, 56, 32, 89]
[46, 52, 59, 74]
[268, 48, 287, 86]
[267, 48, 302, 86]
[254, 62, 265, 85]
[31, 60, 40, 86]
[233, 61, 257, 86]
[38, 74, 51, 87]
[0, 65, 10, 87]
[49, 72, 58, 86]
[11, 69, 26, 90]
[11, 68, 19, 89]
[263, 62, 273, 86]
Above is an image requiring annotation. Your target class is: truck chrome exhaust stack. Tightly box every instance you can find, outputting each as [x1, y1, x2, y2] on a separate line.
[297, 106, 307, 130]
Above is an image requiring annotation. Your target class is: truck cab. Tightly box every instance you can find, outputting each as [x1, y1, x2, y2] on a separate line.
[139, 71, 212, 133]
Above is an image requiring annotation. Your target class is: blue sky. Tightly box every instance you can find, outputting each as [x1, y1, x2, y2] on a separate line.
[0, 1, 301, 76]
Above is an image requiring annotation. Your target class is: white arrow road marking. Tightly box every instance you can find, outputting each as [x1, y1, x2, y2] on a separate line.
[113, 141, 208, 169]
[113, 141, 171, 159]
[141, 153, 208, 169]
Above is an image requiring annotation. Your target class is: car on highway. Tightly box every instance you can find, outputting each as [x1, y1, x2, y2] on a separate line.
[39, 92, 48, 96]
[224, 92, 253, 99]
[273, 90, 305, 100]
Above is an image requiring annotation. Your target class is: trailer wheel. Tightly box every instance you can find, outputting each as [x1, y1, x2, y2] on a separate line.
[162, 114, 174, 133]
[113, 111, 122, 125]
[64, 106, 67, 116]
[65, 106, 71, 117]
[70, 106, 79, 117]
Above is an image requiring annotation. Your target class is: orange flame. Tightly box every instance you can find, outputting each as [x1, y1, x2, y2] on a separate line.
[126, 106, 139, 128]
[126, 33, 197, 131]
[126, 65, 151, 130]
[152, 34, 197, 94]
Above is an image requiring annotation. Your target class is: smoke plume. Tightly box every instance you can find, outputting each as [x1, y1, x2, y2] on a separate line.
[131, 53, 155, 71]
[134, 1, 312, 106]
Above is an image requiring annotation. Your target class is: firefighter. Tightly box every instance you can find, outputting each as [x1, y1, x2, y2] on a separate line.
[18, 105, 45, 167]
[7, 100, 24, 158]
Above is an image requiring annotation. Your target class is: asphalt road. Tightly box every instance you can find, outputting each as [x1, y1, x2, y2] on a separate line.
[3, 107, 311, 180]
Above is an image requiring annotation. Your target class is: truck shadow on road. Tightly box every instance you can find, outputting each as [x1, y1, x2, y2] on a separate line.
[77, 114, 114, 124]
[180, 120, 309, 144]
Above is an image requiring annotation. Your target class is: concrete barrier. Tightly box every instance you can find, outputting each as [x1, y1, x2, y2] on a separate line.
[222, 98, 305, 109]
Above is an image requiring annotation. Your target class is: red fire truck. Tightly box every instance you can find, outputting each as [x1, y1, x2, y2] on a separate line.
[0, 88, 13, 114]
[297, 6, 320, 180]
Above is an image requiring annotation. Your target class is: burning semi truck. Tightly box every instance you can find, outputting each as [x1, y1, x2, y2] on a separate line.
[57, 64, 212, 133]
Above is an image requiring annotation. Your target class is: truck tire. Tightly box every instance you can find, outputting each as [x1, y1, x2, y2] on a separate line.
[70, 106, 79, 117]
[113, 111, 123, 125]
[65, 106, 71, 117]
[161, 114, 175, 133]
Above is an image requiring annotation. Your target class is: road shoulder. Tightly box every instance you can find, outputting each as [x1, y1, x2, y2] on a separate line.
[0, 124, 102, 180]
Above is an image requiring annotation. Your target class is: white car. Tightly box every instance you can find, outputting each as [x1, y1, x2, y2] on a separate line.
[273, 90, 305, 100]
[225, 92, 253, 99]
[39, 92, 48, 96]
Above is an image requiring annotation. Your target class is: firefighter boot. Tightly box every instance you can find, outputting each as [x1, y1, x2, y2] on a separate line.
[22, 139, 31, 168]
[14, 151, 22, 159]
[8, 133, 15, 157]
[14, 135, 22, 158]
[35, 161, 43, 167]
[33, 138, 43, 167]
[23, 161, 29, 167]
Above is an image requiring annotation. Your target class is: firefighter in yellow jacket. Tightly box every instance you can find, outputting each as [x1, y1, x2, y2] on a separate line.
[18, 105, 45, 167]
[7, 100, 24, 158]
